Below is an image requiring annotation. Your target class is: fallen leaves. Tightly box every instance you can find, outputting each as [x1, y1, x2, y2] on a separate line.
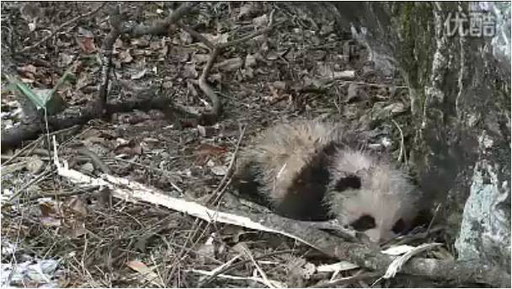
[17, 64, 38, 80]
[215, 57, 243, 72]
[77, 28, 97, 54]
[114, 139, 143, 157]
[38, 196, 89, 237]
[130, 68, 147, 80]
[194, 143, 228, 165]
[126, 260, 164, 287]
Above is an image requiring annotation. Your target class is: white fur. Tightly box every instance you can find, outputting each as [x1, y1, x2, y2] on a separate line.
[239, 120, 342, 204]
[327, 149, 418, 242]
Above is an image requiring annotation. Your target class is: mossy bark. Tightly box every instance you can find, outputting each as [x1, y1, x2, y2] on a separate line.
[323, 1, 510, 273]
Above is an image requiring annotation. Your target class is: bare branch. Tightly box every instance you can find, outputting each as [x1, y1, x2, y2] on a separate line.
[54, 145, 510, 287]
[128, 2, 197, 36]
[178, 23, 215, 50]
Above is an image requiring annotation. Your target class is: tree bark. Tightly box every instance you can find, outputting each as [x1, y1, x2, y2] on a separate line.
[302, 1, 510, 275]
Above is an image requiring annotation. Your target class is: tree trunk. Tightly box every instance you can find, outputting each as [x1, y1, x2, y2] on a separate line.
[303, 2, 511, 273]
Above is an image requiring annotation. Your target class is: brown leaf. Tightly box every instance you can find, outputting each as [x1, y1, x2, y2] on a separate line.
[119, 49, 133, 63]
[78, 37, 97, 54]
[39, 202, 57, 217]
[114, 140, 143, 156]
[252, 14, 268, 28]
[193, 54, 210, 64]
[64, 196, 88, 216]
[26, 155, 44, 174]
[17, 64, 37, 80]
[40, 216, 62, 227]
[203, 33, 229, 46]
[114, 38, 124, 49]
[238, 2, 260, 19]
[131, 38, 149, 48]
[18, 64, 37, 74]
[179, 30, 193, 44]
[159, 46, 169, 60]
[126, 260, 162, 286]
[211, 165, 228, 176]
[195, 144, 227, 157]
[245, 54, 257, 68]
[272, 81, 288, 91]
[183, 63, 198, 79]
[149, 40, 161, 50]
[68, 221, 87, 238]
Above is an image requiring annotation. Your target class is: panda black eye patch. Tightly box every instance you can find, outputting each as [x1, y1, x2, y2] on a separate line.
[350, 214, 376, 231]
[334, 175, 361, 192]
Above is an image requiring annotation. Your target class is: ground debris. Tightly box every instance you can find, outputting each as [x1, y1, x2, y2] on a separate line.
[1, 2, 425, 287]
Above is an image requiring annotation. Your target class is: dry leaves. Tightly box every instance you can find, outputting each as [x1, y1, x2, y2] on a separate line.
[126, 260, 164, 287]
[114, 139, 143, 156]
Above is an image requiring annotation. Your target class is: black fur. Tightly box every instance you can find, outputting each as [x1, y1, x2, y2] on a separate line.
[334, 175, 361, 192]
[277, 141, 342, 221]
[350, 215, 376, 231]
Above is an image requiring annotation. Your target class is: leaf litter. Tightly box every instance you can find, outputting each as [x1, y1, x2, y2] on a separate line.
[1, 2, 421, 287]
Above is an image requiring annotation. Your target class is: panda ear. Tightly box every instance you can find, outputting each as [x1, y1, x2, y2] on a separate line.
[334, 174, 361, 192]
[392, 218, 406, 234]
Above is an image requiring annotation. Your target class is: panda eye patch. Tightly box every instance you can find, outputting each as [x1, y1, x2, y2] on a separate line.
[350, 214, 375, 231]
[334, 174, 361, 192]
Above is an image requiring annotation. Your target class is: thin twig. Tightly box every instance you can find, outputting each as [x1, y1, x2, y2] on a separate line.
[391, 119, 405, 163]
[198, 254, 241, 283]
[19, 3, 107, 53]
[199, 250, 296, 287]
[336, 80, 409, 89]
[7, 170, 52, 202]
[198, 47, 222, 119]
[310, 270, 380, 288]
[426, 203, 442, 234]
[107, 156, 183, 193]
[240, 246, 277, 288]
[180, 14, 284, 123]
[178, 23, 215, 50]
[26, 187, 95, 202]
[98, 4, 123, 105]
[189, 269, 283, 287]
[209, 125, 246, 205]
[165, 132, 249, 287]
[165, 218, 205, 285]
[220, 20, 285, 49]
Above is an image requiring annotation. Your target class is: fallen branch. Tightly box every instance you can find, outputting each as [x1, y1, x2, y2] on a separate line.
[0, 90, 192, 151]
[180, 16, 285, 125]
[1, 98, 103, 151]
[127, 3, 198, 37]
[4, 3, 199, 151]
[53, 137, 510, 287]
[98, 4, 123, 106]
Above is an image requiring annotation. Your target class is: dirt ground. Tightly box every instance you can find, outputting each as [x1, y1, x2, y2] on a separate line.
[1, 2, 425, 287]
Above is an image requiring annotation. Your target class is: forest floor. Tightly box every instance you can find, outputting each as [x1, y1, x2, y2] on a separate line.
[1, 2, 423, 287]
